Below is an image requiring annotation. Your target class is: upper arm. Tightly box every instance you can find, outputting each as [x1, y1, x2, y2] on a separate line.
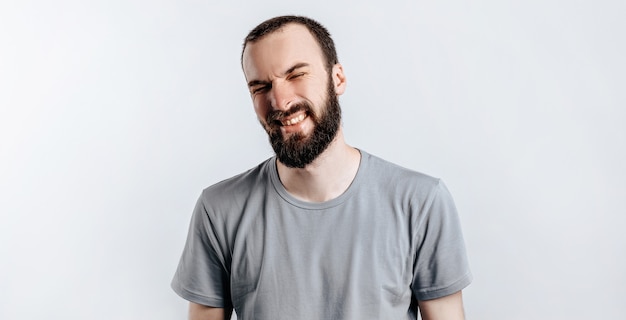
[418, 291, 466, 320]
[412, 181, 472, 300]
[189, 302, 232, 320]
[171, 194, 232, 309]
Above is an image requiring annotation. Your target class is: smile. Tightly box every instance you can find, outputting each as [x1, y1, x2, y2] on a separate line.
[281, 113, 307, 126]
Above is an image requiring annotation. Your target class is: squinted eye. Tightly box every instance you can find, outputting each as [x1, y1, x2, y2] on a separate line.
[252, 85, 270, 94]
[288, 72, 305, 80]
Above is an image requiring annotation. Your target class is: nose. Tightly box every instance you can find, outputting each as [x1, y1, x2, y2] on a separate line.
[268, 80, 294, 111]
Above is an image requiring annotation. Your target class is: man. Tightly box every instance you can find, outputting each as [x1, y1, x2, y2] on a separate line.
[172, 15, 472, 320]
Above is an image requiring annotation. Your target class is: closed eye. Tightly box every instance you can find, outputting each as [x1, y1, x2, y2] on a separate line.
[251, 84, 271, 94]
[288, 72, 306, 80]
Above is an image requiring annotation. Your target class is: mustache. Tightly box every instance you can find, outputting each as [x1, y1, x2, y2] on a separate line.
[266, 102, 312, 125]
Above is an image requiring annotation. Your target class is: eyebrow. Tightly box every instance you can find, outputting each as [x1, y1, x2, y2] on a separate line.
[284, 62, 309, 75]
[247, 62, 310, 88]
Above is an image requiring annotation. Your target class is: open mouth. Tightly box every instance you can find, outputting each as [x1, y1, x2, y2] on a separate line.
[280, 113, 307, 126]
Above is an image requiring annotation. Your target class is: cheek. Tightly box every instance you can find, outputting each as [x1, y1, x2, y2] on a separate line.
[253, 100, 269, 122]
[309, 86, 330, 110]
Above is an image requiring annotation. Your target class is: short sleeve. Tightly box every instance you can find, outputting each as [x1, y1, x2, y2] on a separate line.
[171, 195, 231, 308]
[412, 180, 472, 300]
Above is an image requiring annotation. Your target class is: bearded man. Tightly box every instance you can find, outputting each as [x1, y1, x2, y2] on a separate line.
[172, 15, 472, 320]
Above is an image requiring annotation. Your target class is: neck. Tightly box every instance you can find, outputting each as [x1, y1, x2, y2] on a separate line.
[276, 128, 361, 203]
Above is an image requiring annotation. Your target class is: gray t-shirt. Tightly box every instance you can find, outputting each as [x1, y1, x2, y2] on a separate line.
[171, 151, 472, 319]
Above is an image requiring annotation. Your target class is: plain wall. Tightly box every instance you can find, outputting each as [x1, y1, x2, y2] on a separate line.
[1, 0, 624, 319]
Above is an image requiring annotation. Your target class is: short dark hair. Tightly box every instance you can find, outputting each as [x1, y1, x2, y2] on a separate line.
[241, 15, 339, 70]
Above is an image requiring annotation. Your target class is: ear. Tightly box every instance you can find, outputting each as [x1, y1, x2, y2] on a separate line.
[331, 63, 347, 96]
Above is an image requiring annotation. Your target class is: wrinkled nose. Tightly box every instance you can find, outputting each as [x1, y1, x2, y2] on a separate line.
[268, 81, 294, 111]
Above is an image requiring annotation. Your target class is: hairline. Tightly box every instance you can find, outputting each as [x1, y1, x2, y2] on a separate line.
[241, 21, 336, 72]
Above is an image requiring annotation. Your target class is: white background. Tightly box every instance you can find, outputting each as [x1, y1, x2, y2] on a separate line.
[1, 0, 624, 319]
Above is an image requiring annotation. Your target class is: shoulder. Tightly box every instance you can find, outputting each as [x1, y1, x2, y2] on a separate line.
[198, 158, 274, 210]
[360, 151, 442, 194]
[357, 151, 457, 214]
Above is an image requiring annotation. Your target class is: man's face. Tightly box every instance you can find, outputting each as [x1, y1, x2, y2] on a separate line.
[242, 24, 345, 168]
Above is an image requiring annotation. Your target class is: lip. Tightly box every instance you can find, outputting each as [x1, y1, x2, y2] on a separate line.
[266, 103, 312, 133]
[280, 112, 307, 126]
[279, 112, 311, 134]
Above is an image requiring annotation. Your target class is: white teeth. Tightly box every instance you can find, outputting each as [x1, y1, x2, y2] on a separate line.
[282, 113, 306, 126]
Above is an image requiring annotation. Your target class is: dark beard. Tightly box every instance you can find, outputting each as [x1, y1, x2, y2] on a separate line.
[262, 78, 341, 168]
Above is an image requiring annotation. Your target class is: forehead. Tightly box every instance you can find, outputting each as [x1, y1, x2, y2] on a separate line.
[242, 23, 325, 79]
